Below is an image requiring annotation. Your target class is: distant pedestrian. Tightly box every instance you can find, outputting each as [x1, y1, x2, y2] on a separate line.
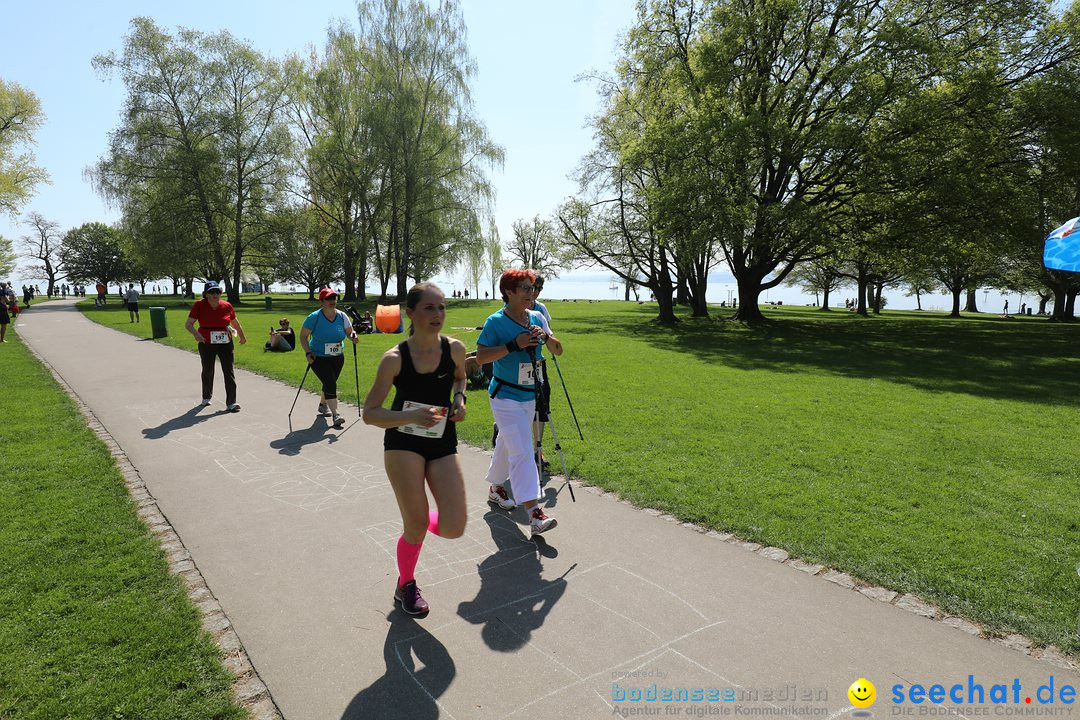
[124, 283, 141, 322]
[362, 282, 468, 615]
[1003, 300, 1009, 316]
[95, 282, 106, 307]
[184, 282, 246, 411]
[0, 291, 9, 343]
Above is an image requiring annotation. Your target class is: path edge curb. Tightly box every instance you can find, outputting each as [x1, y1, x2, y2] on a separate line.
[22, 336, 285, 720]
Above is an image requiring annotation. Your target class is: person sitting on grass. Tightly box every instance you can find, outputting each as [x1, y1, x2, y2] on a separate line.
[265, 317, 296, 352]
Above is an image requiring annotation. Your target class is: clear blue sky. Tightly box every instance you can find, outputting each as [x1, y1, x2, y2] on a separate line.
[1, 0, 638, 282]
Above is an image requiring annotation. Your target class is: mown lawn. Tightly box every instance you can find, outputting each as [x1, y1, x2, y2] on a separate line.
[81, 293, 1080, 655]
[0, 328, 245, 719]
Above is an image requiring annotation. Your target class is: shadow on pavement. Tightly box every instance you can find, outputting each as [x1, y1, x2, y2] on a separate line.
[269, 417, 338, 455]
[456, 511, 568, 653]
[141, 405, 229, 439]
[339, 609, 455, 720]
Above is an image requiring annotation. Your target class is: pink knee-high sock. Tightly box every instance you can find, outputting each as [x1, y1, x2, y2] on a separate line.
[427, 511, 442, 537]
[396, 535, 423, 587]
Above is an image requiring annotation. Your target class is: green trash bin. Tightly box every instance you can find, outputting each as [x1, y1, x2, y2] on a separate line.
[149, 307, 168, 339]
[265, 296, 273, 310]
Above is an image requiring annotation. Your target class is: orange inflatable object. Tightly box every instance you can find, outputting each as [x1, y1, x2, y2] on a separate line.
[374, 304, 404, 333]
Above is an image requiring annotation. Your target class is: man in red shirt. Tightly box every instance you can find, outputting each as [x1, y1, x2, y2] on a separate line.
[184, 282, 247, 411]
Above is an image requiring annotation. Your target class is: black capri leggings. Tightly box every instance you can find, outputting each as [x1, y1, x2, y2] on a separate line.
[311, 354, 346, 399]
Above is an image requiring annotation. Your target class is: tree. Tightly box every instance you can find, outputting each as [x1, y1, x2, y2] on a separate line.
[463, 232, 485, 299]
[507, 215, 564, 275]
[272, 205, 343, 300]
[60, 222, 127, 287]
[0, 79, 48, 217]
[92, 18, 292, 304]
[20, 212, 64, 294]
[485, 221, 503, 299]
[0, 234, 14, 276]
[358, 0, 502, 298]
[785, 258, 846, 311]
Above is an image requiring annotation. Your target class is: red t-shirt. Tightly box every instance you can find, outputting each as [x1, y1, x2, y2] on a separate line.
[188, 299, 236, 342]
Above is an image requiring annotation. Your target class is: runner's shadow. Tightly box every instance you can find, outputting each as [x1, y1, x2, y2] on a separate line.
[142, 405, 228, 439]
[456, 511, 567, 653]
[269, 417, 335, 456]
[339, 609, 455, 720]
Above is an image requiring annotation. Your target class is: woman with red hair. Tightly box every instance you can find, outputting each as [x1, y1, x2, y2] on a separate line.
[474, 269, 564, 535]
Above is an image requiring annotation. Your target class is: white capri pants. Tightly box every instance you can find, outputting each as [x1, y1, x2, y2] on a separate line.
[485, 395, 539, 504]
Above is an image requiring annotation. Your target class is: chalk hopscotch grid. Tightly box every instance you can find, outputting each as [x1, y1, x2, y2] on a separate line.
[130, 399, 393, 511]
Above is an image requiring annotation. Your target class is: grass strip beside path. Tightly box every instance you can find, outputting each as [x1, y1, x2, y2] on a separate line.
[81, 295, 1080, 655]
[0, 330, 244, 720]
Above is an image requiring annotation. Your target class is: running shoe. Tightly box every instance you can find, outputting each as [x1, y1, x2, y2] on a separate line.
[318, 402, 331, 417]
[200, 398, 211, 406]
[529, 506, 557, 535]
[487, 484, 515, 510]
[228, 403, 241, 413]
[332, 413, 345, 429]
[394, 579, 429, 615]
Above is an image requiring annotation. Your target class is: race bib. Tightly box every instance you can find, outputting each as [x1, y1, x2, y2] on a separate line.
[209, 330, 230, 344]
[517, 362, 538, 385]
[324, 341, 343, 356]
[397, 401, 448, 438]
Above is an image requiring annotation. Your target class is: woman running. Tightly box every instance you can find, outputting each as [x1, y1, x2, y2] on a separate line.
[362, 282, 468, 615]
[299, 288, 358, 429]
[475, 269, 563, 535]
[184, 281, 247, 411]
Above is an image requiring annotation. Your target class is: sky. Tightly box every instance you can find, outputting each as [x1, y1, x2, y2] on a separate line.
[0, 0, 638, 283]
[0, 0, 1036, 311]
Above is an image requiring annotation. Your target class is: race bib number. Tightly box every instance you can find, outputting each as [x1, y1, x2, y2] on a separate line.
[517, 362, 540, 386]
[209, 330, 230, 344]
[325, 341, 343, 356]
[397, 401, 448, 438]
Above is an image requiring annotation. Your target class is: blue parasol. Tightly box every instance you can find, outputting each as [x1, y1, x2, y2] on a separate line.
[1043, 216, 1080, 273]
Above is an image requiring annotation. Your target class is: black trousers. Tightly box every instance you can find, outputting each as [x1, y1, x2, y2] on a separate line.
[311, 354, 345, 400]
[199, 341, 236, 404]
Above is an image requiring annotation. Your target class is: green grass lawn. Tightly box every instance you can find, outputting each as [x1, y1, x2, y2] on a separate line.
[0, 330, 245, 720]
[81, 294, 1080, 655]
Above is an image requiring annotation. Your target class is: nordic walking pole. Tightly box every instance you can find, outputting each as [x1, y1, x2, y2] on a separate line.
[288, 362, 312, 431]
[352, 337, 360, 417]
[549, 353, 583, 441]
[545, 401, 576, 502]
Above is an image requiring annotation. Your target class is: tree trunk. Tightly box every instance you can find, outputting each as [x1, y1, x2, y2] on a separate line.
[873, 283, 884, 315]
[733, 275, 766, 322]
[963, 287, 978, 313]
[949, 287, 962, 318]
[1066, 289, 1077, 320]
[1038, 293, 1051, 315]
[821, 286, 831, 311]
[915, 290, 922, 311]
[653, 282, 678, 324]
[172, 277, 180, 296]
[676, 270, 690, 306]
[184, 277, 195, 299]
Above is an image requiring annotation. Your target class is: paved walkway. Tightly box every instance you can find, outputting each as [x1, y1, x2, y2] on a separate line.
[16, 299, 1077, 720]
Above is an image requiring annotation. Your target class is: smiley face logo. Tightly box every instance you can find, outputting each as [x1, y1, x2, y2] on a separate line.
[848, 679, 876, 708]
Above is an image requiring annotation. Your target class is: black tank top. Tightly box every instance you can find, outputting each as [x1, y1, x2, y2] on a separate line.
[390, 337, 455, 412]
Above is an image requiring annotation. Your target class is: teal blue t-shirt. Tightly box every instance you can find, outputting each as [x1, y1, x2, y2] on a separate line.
[477, 307, 546, 402]
[302, 309, 352, 357]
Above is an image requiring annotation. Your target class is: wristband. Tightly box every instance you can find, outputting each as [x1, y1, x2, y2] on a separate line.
[505, 340, 517, 354]
[454, 391, 467, 405]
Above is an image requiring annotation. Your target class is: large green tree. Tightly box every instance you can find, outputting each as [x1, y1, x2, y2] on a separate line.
[358, 0, 501, 298]
[0, 79, 48, 217]
[92, 18, 291, 304]
[60, 222, 127, 287]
